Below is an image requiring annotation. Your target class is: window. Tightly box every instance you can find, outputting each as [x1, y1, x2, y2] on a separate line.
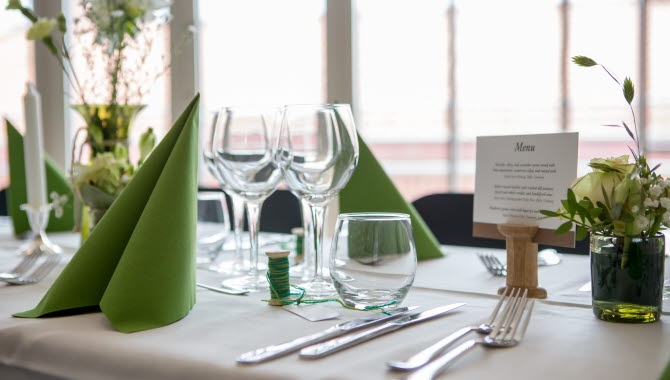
[0, 0, 35, 187]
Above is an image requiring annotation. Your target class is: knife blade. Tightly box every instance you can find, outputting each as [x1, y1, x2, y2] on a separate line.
[196, 282, 249, 295]
[299, 303, 466, 359]
[236, 306, 418, 364]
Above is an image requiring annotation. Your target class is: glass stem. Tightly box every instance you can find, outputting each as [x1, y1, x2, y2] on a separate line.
[310, 203, 327, 283]
[300, 198, 314, 281]
[246, 200, 263, 280]
[231, 195, 246, 271]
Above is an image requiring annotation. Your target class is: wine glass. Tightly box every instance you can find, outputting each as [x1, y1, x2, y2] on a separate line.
[276, 104, 359, 298]
[213, 106, 283, 291]
[329, 213, 416, 309]
[203, 111, 247, 275]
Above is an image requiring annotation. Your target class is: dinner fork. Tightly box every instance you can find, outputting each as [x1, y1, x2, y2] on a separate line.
[477, 253, 506, 277]
[407, 288, 534, 380]
[0, 248, 44, 280]
[3, 254, 62, 285]
[387, 288, 511, 371]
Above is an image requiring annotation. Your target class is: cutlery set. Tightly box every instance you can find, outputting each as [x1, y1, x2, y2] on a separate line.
[238, 288, 535, 379]
[0, 246, 62, 285]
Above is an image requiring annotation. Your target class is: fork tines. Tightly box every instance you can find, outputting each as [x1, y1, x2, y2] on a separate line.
[4, 254, 62, 285]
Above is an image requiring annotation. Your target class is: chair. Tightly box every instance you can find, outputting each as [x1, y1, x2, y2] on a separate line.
[199, 187, 302, 234]
[412, 193, 588, 254]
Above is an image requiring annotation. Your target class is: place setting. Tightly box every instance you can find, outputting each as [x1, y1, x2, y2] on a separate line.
[0, 1, 669, 379]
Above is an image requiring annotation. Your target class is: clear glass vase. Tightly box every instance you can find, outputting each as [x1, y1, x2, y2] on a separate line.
[590, 234, 665, 323]
[71, 104, 145, 238]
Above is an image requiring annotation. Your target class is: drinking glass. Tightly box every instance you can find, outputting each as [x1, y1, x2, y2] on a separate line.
[196, 191, 230, 268]
[203, 111, 246, 275]
[329, 213, 416, 309]
[213, 106, 283, 291]
[276, 104, 359, 298]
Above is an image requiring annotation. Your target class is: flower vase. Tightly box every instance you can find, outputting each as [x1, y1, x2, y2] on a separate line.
[72, 104, 145, 156]
[71, 104, 145, 238]
[590, 234, 665, 323]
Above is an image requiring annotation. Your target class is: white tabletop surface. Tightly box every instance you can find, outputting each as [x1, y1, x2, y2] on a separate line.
[0, 221, 668, 380]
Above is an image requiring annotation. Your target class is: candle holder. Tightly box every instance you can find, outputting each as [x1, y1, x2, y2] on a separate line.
[19, 204, 62, 257]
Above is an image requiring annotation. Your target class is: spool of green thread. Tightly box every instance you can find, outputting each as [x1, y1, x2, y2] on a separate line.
[266, 250, 291, 306]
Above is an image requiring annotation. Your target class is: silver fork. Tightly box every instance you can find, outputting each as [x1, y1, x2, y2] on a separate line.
[0, 248, 44, 280]
[3, 254, 62, 285]
[387, 288, 511, 371]
[407, 288, 534, 380]
[477, 253, 506, 277]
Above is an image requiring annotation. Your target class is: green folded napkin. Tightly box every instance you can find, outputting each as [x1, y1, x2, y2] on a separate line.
[14, 95, 200, 333]
[661, 360, 670, 380]
[339, 136, 443, 260]
[6, 120, 75, 235]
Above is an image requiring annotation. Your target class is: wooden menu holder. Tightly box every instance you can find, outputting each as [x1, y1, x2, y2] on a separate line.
[496, 223, 547, 299]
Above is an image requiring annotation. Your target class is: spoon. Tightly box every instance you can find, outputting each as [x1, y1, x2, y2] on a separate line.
[538, 248, 561, 266]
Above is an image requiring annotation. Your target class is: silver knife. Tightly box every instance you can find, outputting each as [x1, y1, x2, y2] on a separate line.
[236, 306, 419, 364]
[299, 303, 466, 359]
[196, 282, 248, 295]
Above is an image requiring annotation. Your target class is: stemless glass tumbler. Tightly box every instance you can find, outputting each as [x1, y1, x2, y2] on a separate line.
[213, 106, 283, 291]
[329, 213, 417, 309]
[276, 104, 359, 298]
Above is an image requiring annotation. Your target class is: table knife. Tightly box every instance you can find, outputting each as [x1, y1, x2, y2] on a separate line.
[299, 303, 466, 359]
[236, 306, 419, 364]
[196, 282, 248, 295]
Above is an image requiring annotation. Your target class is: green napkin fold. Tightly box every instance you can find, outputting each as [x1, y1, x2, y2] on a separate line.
[339, 136, 443, 260]
[14, 94, 200, 333]
[6, 120, 75, 235]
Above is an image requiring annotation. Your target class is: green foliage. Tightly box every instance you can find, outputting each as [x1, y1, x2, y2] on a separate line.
[572, 56, 598, 67]
[623, 77, 635, 104]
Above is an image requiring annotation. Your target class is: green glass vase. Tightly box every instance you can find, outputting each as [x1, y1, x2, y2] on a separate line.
[590, 234, 665, 323]
[72, 104, 145, 157]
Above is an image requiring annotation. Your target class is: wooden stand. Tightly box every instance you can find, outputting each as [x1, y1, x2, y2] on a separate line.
[496, 224, 547, 299]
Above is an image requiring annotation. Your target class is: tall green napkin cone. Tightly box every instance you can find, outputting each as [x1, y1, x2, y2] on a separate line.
[339, 136, 443, 260]
[6, 120, 75, 235]
[14, 95, 200, 333]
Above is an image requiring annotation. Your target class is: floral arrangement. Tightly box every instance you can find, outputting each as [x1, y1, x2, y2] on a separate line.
[541, 56, 668, 240]
[8, 0, 174, 227]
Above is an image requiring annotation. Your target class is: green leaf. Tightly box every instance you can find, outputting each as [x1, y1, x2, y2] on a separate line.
[621, 121, 636, 141]
[601, 185, 611, 209]
[651, 163, 661, 173]
[57, 13, 66, 33]
[588, 162, 623, 173]
[555, 221, 573, 235]
[567, 188, 579, 209]
[589, 207, 602, 219]
[572, 56, 598, 67]
[540, 210, 561, 217]
[611, 203, 623, 220]
[576, 226, 588, 241]
[623, 77, 634, 104]
[561, 200, 574, 218]
[139, 127, 156, 165]
[621, 211, 635, 223]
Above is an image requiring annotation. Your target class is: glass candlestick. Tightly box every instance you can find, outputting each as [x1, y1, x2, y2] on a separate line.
[19, 204, 62, 256]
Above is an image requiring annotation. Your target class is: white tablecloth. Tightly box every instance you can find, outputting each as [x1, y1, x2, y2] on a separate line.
[0, 225, 668, 380]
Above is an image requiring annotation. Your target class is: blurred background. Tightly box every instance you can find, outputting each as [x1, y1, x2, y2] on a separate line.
[2, 0, 669, 202]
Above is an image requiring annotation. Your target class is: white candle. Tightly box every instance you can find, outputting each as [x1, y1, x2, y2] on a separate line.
[23, 83, 47, 207]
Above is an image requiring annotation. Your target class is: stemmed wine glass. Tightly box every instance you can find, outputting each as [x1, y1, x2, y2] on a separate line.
[203, 111, 246, 275]
[213, 106, 283, 291]
[276, 104, 359, 298]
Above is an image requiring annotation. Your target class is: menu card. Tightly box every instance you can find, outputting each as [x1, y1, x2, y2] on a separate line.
[473, 132, 579, 247]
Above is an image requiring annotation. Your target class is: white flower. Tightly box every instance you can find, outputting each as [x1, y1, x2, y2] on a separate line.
[649, 185, 664, 198]
[644, 198, 659, 208]
[665, 179, 670, 188]
[636, 215, 650, 229]
[640, 177, 649, 185]
[663, 211, 670, 224]
[661, 197, 670, 210]
[631, 205, 640, 213]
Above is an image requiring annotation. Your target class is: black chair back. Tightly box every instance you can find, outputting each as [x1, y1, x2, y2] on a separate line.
[412, 193, 588, 254]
